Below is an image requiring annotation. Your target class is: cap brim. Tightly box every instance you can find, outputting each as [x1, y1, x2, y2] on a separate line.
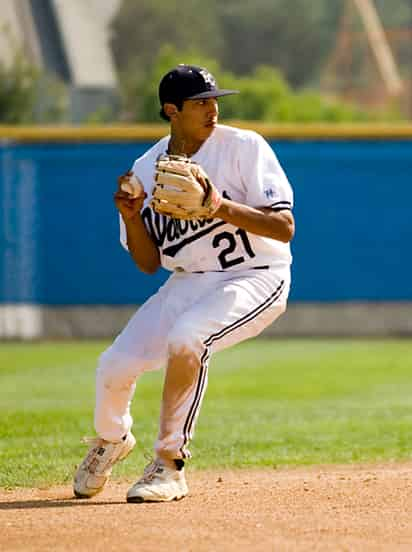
[185, 89, 239, 100]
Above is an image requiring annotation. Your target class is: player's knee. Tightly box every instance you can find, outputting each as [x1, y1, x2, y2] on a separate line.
[97, 348, 140, 391]
[168, 343, 199, 368]
[166, 345, 201, 391]
[167, 323, 203, 358]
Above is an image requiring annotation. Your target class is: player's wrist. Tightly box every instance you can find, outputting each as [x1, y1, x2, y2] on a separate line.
[214, 197, 230, 218]
[122, 210, 143, 224]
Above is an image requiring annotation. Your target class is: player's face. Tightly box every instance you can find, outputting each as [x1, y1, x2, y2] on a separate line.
[176, 98, 219, 142]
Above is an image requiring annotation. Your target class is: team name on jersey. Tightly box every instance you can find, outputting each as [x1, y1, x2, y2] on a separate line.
[141, 192, 231, 258]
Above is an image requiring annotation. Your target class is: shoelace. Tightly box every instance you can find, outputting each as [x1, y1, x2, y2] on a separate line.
[82, 436, 103, 447]
[80, 437, 109, 471]
[139, 460, 164, 484]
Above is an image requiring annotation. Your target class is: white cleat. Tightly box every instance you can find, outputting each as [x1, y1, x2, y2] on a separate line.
[126, 458, 188, 503]
[73, 432, 136, 498]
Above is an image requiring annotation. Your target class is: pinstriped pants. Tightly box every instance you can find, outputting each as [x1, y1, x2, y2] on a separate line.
[94, 267, 290, 459]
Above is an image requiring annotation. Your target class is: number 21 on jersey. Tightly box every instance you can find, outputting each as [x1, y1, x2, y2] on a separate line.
[212, 229, 256, 269]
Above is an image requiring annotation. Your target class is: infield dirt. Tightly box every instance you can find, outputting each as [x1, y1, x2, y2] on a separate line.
[1, 462, 412, 551]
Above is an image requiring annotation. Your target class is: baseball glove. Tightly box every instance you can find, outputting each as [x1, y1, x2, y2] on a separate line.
[151, 154, 222, 220]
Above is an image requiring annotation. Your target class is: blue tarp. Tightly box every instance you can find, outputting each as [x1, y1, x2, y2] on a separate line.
[1, 139, 411, 304]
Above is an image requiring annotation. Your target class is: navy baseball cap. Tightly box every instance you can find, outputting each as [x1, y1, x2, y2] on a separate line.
[159, 64, 239, 105]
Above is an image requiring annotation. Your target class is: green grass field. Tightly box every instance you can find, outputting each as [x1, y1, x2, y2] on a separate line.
[1, 339, 411, 488]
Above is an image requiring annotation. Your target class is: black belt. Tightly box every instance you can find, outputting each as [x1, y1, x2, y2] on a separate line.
[185, 265, 270, 274]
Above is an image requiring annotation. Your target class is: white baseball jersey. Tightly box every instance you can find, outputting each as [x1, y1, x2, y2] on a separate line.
[97, 124, 293, 455]
[120, 124, 294, 273]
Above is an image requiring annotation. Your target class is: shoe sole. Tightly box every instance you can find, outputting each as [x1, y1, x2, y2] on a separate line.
[73, 489, 99, 499]
[126, 494, 187, 504]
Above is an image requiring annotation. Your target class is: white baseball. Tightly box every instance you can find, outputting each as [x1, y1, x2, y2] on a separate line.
[121, 173, 144, 198]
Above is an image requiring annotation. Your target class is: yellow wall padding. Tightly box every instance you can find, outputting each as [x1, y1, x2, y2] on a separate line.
[1, 122, 412, 142]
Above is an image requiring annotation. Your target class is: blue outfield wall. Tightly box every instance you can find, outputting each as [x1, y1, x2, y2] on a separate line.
[0, 138, 411, 305]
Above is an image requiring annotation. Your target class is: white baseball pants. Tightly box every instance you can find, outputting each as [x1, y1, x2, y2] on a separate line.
[94, 267, 290, 459]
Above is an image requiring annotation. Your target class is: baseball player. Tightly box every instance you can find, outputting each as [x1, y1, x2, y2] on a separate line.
[73, 64, 294, 503]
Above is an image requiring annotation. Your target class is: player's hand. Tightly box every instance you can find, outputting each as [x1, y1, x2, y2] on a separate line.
[114, 172, 147, 220]
[151, 154, 222, 220]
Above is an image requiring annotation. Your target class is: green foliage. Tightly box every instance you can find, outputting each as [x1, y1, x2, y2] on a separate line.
[119, 45, 221, 122]
[112, 0, 340, 88]
[111, 0, 222, 76]
[0, 48, 68, 124]
[112, 0, 411, 123]
[119, 46, 402, 123]
[1, 339, 412, 487]
[31, 73, 68, 124]
[216, 0, 341, 86]
[0, 50, 38, 124]
[113, 0, 412, 89]
[216, 66, 290, 121]
[374, 0, 412, 27]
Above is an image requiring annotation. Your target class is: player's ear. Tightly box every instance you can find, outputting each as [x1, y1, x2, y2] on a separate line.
[163, 103, 178, 120]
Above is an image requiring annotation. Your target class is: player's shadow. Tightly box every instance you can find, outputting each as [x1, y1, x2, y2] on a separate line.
[0, 498, 126, 510]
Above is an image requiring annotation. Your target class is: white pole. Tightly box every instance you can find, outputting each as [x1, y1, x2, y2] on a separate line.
[352, 0, 404, 96]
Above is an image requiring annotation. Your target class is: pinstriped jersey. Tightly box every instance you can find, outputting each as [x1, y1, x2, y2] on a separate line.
[120, 124, 294, 273]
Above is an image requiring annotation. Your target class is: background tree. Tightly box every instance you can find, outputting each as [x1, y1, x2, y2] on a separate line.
[216, 0, 342, 87]
[109, 0, 412, 121]
[112, 0, 412, 88]
[111, 0, 222, 76]
[374, 0, 412, 26]
[119, 45, 402, 123]
[110, 0, 338, 88]
[0, 50, 67, 124]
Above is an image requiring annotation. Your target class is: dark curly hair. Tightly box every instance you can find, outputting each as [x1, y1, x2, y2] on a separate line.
[159, 99, 185, 121]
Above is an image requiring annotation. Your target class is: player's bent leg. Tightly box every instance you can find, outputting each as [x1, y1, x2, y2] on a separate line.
[73, 347, 162, 499]
[73, 290, 172, 499]
[156, 345, 204, 460]
[92, 274, 196, 442]
[205, 270, 289, 355]
[94, 349, 144, 442]
[73, 273, 209, 501]
[126, 269, 289, 503]
[126, 346, 198, 503]
[154, 268, 289, 461]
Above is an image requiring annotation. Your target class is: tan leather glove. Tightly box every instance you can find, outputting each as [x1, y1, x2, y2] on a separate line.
[151, 155, 222, 220]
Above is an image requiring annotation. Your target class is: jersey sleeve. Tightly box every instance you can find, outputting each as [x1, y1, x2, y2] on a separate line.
[239, 132, 293, 211]
[119, 215, 128, 251]
[118, 158, 140, 252]
[117, 137, 168, 251]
